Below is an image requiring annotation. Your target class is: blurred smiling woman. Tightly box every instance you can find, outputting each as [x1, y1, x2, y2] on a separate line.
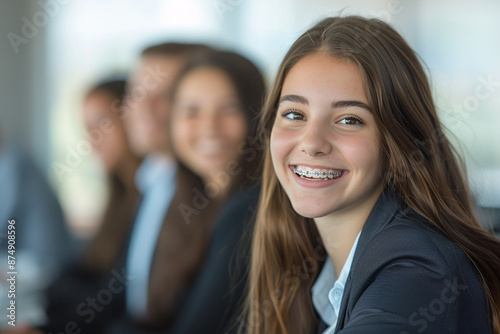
[148, 50, 265, 334]
[244, 16, 500, 334]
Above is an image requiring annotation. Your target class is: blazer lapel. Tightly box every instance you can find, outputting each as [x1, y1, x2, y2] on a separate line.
[333, 188, 401, 332]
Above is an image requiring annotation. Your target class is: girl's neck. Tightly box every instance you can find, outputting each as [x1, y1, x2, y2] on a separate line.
[314, 186, 383, 275]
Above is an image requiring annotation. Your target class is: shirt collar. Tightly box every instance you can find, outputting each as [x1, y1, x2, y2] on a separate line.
[135, 155, 176, 193]
[312, 231, 361, 326]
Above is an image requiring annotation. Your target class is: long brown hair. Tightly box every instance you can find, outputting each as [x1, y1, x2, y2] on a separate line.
[244, 16, 500, 334]
[146, 50, 266, 327]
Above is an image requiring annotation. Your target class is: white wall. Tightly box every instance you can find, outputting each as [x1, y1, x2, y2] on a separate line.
[0, 1, 51, 171]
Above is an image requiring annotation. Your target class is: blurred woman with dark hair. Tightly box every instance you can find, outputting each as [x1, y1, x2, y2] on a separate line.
[81, 79, 142, 273]
[142, 50, 266, 334]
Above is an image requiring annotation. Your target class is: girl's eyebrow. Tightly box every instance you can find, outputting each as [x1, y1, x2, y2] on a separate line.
[279, 94, 371, 112]
[279, 94, 309, 105]
[332, 100, 371, 112]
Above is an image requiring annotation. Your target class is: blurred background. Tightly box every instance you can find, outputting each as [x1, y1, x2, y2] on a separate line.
[1, 0, 499, 237]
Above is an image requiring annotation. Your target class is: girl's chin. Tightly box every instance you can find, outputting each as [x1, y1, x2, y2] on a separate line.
[291, 202, 334, 219]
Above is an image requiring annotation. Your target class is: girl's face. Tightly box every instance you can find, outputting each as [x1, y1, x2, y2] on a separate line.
[171, 67, 248, 180]
[270, 53, 383, 219]
[83, 92, 128, 172]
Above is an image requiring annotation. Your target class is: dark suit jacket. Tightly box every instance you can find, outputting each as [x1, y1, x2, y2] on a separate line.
[316, 188, 492, 334]
[166, 185, 259, 334]
[40, 217, 134, 334]
[41, 188, 140, 334]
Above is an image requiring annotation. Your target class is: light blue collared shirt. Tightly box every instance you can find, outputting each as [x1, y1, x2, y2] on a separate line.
[126, 155, 177, 318]
[312, 232, 361, 334]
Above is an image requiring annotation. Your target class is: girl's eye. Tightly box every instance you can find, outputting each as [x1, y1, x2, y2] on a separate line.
[337, 116, 364, 126]
[281, 109, 306, 121]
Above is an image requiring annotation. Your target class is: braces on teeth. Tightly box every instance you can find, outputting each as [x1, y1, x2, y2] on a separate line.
[293, 167, 342, 178]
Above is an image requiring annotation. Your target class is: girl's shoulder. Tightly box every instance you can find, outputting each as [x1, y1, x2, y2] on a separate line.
[343, 203, 491, 333]
[360, 206, 472, 277]
[352, 205, 488, 314]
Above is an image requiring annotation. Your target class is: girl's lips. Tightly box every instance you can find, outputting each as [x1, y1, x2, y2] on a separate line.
[288, 165, 349, 189]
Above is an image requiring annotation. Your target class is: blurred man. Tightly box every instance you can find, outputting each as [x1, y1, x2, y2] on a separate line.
[123, 44, 190, 160]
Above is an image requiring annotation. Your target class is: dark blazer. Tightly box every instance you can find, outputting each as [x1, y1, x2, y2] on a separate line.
[316, 188, 492, 334]
[41, 183, 140, 334]
[40, 216, 134, 334]
[167, 185, 259, 334]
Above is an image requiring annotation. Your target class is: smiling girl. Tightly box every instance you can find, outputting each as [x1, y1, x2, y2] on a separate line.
[244, 16, 500, 334]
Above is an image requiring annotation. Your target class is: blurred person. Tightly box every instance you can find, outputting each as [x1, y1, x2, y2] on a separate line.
[123, 43, 211, 159]
[80, 79, 142, 273]
[107, 50, 266, 334]
[0, 131, 76, 328]
[162, 50, 265, 334]
[39, 79, 141, 333]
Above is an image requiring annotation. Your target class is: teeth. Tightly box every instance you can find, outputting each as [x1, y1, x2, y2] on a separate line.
[293, 165, 342, 179]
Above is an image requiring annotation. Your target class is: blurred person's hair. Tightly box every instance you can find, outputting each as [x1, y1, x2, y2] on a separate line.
[141, 42, 212, 59]
[86, 78, 127, 100]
